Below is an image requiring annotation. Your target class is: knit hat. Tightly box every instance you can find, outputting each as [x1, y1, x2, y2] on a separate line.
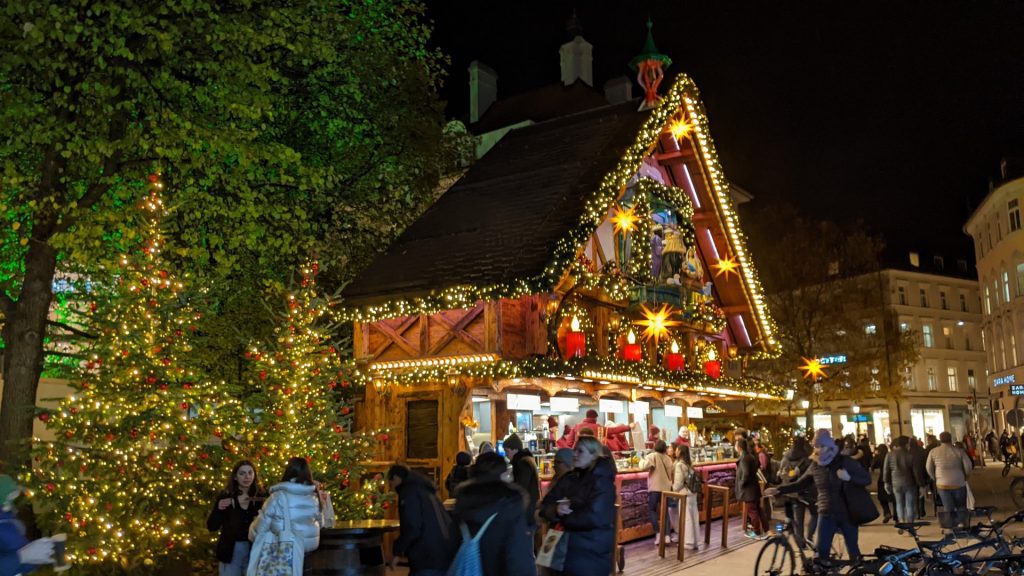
[0, 474, 21, 506]
[554, 448, 575, 466]
[455, 451, 472, 467]
[813, 428, 836, 449]
[504, 433, 524, 451]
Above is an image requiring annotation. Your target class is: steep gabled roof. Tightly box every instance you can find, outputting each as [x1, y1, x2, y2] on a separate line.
[467, 81, 613, 135]
[343, 101, 649, 304]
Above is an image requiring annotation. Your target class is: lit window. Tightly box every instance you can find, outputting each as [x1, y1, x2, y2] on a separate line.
[899, 322, 909, 332]
[968, 369, 976, 389]
[909, 252, 920, 267]
[898, 286, 907, 305]
[920, 289, 928, 307]
[1014, 334, 1019, 368]
[995, 279, 1001, 306]
[1017, 263, 1024, 298]
[985, 287, 992, 314]
[947, 367, 958, 391]
[940, 291, 948, 310]
[1006, 271, 1013, 303]
[904, 367, 915, 390]
[865, 324, 877, 335]
[922, 325, 934, 348]
[943, 326, 953, 349]
[927, 368, 937, 391]
[1010, 199, 1021, 232]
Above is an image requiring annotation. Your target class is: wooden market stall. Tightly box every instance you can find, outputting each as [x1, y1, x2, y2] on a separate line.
[343, 75, 783, 544]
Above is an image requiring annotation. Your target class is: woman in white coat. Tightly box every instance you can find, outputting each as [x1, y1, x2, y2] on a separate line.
[247, 457, 322, 576]
[672, 445, 701, 551]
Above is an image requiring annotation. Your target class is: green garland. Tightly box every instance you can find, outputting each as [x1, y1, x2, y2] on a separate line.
[358, 355, 785, 399]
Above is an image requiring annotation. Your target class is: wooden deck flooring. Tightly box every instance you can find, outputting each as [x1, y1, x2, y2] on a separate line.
[619, 517, 755, 576]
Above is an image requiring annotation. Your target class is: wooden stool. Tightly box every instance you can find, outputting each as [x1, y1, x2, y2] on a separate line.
[658, 491, 689, 561]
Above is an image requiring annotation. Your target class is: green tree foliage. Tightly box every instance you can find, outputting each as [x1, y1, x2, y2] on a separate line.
[743, 205, 919, 427]
[31, 180, 244, 575]
[236, 264, 390, 521]
[0, 0, 446, 467]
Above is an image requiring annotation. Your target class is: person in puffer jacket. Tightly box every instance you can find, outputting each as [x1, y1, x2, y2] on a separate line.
[248, 457, 322, 576]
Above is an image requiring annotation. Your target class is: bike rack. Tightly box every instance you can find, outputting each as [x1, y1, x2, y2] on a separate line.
[658, 491, 689, 561]
[704, 484, 732, 549]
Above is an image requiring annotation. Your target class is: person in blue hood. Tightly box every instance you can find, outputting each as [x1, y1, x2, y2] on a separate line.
[0, 474, 55, 576]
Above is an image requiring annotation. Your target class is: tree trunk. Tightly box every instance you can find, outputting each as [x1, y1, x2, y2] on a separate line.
[0, 241, 57, 469]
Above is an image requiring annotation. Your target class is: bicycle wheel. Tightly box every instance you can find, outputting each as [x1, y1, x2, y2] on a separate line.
[1005, 464, 1012, 478]
[1013, 478, 1024, 509]
[755, 537, 797, 576]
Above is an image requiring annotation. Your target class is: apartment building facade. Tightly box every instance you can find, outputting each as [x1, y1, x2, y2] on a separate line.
[965, 162, 1024, 431]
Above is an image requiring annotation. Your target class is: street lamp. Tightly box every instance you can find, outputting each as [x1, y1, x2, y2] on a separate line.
[852, 405, 862, 439]
[800, 400, 810, 409]
[852, 405, 860, 414]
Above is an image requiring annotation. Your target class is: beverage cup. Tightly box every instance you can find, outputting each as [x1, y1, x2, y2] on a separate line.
[52, 533, 69, 572]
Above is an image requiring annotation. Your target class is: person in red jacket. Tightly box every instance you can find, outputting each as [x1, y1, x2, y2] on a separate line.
[564, 409, 602, 447]
[604, 419, 638, 452]
[555, 425, 574, 448]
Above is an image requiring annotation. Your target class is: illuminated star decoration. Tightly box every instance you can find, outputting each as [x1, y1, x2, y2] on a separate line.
[669, 115, 693, 141]
[634, 303, 682, 345]
[611, 204, 638, 235]
[799, 357, 827, 380]
[713, 255, 739, 279]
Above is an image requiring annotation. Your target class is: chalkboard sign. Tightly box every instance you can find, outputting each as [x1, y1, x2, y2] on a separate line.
[406, 400, 439, 459]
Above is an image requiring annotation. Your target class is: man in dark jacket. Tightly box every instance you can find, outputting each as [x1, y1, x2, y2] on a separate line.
[504, 433, 540, 534]
[912, 437, 931, 518]
[387, 464, 455, 575]
[778, 436, 815, 549]
[452, 452, 537, 576]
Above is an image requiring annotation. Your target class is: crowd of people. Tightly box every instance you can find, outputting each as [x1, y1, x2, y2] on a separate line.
[761, 428, 980, 569]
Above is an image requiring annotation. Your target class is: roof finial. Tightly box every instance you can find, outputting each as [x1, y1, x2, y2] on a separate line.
[566, 9, 583, 39]
[629, 18, 672, 110]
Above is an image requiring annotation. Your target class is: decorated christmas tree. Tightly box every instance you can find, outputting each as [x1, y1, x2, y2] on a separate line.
[240, 264, 390, 519]
[30, 174, 244, 575]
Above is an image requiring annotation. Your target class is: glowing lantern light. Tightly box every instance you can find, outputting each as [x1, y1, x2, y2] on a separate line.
[611, 204, 639, 235]
[665, 340, 684, 372]
[713, 255, 740, 279]
[565, 315, 586, 359]
[799, 357, 827, 380]
[622, 330, 642, 362]
[634, 303, 682, 345]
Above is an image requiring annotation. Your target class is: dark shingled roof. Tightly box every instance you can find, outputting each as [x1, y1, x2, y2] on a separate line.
[468, 81, 613, 135]
[343, 100, 650, 305]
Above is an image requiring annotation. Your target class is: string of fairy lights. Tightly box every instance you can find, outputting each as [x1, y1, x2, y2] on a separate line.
[340, 76, 779, 364]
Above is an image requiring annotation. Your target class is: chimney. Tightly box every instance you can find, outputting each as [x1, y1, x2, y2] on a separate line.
[468, 60, 498, 123]
[560, 36, 593, 86]
[604, 76, 633, 104]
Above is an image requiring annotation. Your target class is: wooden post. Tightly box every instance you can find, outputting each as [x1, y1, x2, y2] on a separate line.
[658, 491, 688, 561]
[704, 484, 731, 548]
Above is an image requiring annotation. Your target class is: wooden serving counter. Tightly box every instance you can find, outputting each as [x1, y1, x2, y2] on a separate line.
[540, 459, 739, 544]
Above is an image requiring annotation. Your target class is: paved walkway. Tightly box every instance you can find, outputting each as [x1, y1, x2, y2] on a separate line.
[627, 460, 1023, 576]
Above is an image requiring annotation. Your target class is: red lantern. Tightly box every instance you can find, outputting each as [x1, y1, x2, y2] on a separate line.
[665, 341, 684, 372]
[565, 316, 586, 359]
[704, 360, 722, 379]
[622, 330, 642, 362]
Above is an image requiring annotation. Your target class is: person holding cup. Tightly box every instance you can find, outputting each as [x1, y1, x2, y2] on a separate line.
[0, 474, 55, 576]
[207, 460, 267, 576]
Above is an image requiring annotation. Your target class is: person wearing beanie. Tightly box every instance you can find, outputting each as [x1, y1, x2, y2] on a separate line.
[767, 429, 871, 565]
[603, 418, 637, 453]
[646, 425, 661, 449]
[452, 452, 536, 576]
[563, 409, 602, 448]
[0, 474, 55, 576]
[555, 425, 573, 449]
[445, 451, 473, 498]
[503, 434, 540, 535]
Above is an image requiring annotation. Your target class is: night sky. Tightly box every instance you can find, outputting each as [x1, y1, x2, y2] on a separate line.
[425, 1, 1024, 258]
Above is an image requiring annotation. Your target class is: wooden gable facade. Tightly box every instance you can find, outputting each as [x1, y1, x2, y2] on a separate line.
[344, 76, 783, 484]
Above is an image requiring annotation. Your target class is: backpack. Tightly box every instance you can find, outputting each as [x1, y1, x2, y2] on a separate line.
[685, 468, 704, 495]
[447, 513, 498, 576]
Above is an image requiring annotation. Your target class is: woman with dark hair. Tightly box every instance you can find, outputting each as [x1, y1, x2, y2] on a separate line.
[248, 457, 322, 576]
[871, 444, 892, 523]
[736, 437, 767, 537]
[672, 445, 701, 550]
[444, 451, 472, 497]
[539, 436, 617, 576]
[452, 452, 536, 576]
[207, 460, 267, 576]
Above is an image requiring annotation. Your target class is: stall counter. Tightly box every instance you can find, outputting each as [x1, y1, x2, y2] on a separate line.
[539, 459, 739, 544]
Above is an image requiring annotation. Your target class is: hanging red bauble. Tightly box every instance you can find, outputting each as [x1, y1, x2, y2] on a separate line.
[38, 413, 49, 422]
[274, 409, 284, 417]
[214, 429, 223, 438]
[306, 401, 314, 408]
[147, 376, 157, 384]
[45, 483, 55, 493]
[259, 371, 268, 380]
[148, 173, 159, 183]
[341, 407, 351, 415]
[64, 431, 74, 438]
